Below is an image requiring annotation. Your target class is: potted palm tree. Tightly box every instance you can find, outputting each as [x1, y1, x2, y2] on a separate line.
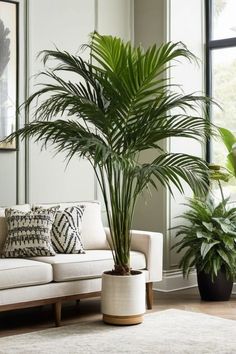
[6, 32, 212, 324]
[173, 164, 236, 301]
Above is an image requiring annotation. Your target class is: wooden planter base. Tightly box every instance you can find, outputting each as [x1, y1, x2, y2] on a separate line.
[103, 313, 144, 325]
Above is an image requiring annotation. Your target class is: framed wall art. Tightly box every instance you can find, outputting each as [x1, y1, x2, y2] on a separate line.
[0, 0, 18, 150]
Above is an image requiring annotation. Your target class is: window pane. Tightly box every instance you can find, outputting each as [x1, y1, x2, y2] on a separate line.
[212, 0, 236, 40]
[211, 47, 236, 192]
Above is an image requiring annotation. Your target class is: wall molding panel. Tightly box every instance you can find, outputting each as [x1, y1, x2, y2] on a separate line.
[23, 0, 132, 205]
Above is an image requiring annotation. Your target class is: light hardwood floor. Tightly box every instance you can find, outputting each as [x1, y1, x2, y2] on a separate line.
[0, 287, 235, 337]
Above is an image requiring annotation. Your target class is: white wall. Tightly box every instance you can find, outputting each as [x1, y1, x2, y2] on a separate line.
[95, 0, 133, 216]
[154, 0, 205, 291]
[132, 0, 167, 257]
[134, 0, 165, 49]
[97, 0, 132, 40]
[0, 154, 17, 205]
[132, 0, 205, 284]
[167, 0, 205, 269]
[27, 0, 95, 203]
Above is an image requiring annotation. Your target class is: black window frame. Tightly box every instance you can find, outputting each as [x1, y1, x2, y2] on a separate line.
[205, 0, 236, 162]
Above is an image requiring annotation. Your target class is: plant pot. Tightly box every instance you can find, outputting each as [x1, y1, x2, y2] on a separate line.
[197, 268, 233, 301]
[101, 270, 146, 325]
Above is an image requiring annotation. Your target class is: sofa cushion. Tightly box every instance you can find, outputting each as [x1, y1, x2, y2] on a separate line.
[33, 201, 108, 250]
[2, 208, 57, 258]
[31, 250, 146, 282]
[0, 204, 31, 254]
[0, 259, 53, 290]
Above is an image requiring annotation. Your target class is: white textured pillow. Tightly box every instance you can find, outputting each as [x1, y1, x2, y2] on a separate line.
[51, 205, 85, 254]
[0, 204, 31, 253]
[2, 207, 57, 258]
[76, 202, 107, 250]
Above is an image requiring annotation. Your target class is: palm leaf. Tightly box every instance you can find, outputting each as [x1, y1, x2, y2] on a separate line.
[136, 153, 209, 196]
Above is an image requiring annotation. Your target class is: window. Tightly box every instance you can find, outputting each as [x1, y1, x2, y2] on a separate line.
[206, 0, 236, 166]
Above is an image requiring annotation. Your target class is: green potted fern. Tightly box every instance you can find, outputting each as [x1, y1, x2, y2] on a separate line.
[173, 164, 236, 301]
[6, 33, 212, 323]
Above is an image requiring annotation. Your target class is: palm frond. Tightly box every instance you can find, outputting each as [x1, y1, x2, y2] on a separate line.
[135, 153, 209, 197]
[8, 119, 109, 163]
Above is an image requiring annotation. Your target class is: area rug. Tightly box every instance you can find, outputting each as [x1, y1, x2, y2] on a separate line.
[0, 309, 236, 354]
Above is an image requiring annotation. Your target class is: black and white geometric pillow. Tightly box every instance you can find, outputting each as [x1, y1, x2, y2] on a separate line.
[51, 206, 85, 254]
[2, 207, 58, 258]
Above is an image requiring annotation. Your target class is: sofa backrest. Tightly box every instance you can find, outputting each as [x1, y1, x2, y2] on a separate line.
[0, 204, 31, 253]
[0, 201, 108, 253]
[32, 201, 108, 250]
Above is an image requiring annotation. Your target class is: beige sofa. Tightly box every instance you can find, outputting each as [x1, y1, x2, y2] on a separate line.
[0, 201, 163, 326]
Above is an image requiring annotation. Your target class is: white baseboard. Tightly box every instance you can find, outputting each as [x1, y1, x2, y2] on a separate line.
[233, 283, 236, 294]
[153, 269, 197, 292]
[154, 269, 236, 293]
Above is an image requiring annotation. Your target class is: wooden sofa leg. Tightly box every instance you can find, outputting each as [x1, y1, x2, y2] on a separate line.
[146, 282, 153, 310]
[54, 301, 62, 327]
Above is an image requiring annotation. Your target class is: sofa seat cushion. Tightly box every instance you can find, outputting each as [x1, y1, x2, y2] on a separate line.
[32, 250, 146, 282]
[0, 259, 53, 290]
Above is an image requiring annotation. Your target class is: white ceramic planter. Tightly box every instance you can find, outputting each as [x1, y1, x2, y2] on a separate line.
[101, 270, 146, 325]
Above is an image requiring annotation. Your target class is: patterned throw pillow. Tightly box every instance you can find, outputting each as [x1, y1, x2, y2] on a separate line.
[2, 207, 58, 258]
[51, 206, 85, 254]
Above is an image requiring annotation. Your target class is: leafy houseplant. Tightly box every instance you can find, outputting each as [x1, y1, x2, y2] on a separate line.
[219, 127, 236, 178]
[173, 165, 236, 301]
[7, 33, 212, 322]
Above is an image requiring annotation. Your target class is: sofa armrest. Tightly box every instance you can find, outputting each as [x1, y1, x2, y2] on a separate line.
[104, 228, 163, 282]
[130, 230, 163, 282]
